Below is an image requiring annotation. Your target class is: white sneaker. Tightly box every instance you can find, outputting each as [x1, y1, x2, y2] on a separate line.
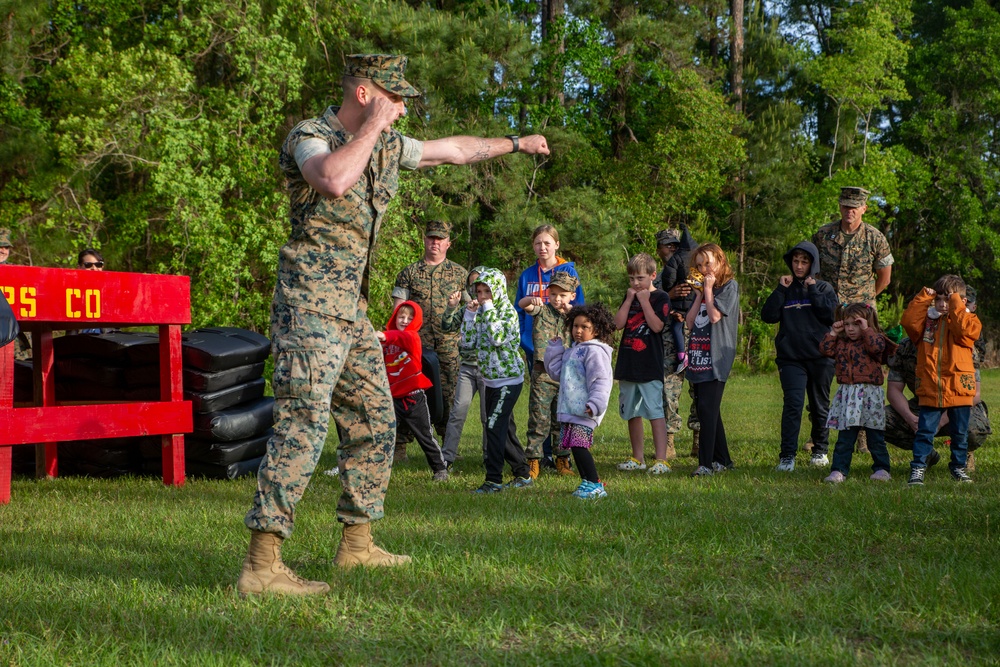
[647, 460, 672, 475]
[775, 457, 795, 472]
[809, 453, 829, 467]
[824, 470, 845, 483]
[617, 457, 647, 471]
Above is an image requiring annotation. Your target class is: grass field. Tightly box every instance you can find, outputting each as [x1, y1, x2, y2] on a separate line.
[2, 371, 999, 666]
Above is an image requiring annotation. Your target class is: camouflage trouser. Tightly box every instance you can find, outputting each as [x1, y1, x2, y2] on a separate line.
[428, 330, 460, 432]
[525, 368, 567, 458]
[885, 397, 991, 452]
[245, 301, 395, 539]
[662, 323, 699, 434]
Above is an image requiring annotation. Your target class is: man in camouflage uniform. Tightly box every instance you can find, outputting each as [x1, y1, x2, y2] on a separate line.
[654, 228, 699, 459]
[885, 286, 991, 469]
[392, 220, 468, 444]
[239, 54, 550, 596]
[812, 186, 893, 454]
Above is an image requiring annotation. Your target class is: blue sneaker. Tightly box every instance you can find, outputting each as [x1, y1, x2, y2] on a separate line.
[504, 476, 534, 489]
[572, 480, 593, 497]
[578, 481, 607, 500]
[472, 481, 503, 494]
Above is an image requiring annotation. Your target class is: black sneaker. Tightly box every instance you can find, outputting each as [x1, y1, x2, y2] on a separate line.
[908, 467, 926, 486]
[950, 467, 973, 483]
[927, 449, 941, 467]
[472, 481, 503, 494]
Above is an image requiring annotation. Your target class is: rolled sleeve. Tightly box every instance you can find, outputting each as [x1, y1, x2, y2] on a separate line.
[400, 136, 424, 170]
[293, 137, 331, 170]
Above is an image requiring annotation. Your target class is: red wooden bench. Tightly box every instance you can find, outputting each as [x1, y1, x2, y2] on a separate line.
[0, 265, 192, 504]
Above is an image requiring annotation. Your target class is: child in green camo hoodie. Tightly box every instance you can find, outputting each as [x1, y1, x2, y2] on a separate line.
[461, 267, 533, 493]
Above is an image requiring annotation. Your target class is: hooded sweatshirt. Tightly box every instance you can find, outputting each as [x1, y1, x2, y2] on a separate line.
[543, 339, 614, 430]
[515, 259, 585, 356]
[461, 268, 525, 387]
[381, 300, 433, 398]
[761, 241, 838, 363]
[441, 265, 486, 366]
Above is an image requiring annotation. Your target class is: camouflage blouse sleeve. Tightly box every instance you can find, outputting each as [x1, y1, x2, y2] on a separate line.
[872, 229, 894, 269]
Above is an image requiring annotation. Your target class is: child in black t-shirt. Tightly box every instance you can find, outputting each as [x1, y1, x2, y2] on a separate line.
[613, 252, 673, 475]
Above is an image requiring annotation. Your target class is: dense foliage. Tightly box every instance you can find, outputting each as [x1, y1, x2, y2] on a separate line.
[2, 0, 998, 364]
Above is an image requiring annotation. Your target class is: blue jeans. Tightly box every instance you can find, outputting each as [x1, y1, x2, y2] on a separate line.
[831, 427, 889, 476]
[912, 406, 971, 470]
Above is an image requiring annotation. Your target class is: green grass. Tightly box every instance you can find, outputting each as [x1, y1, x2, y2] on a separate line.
[3, 372, 1000, 666]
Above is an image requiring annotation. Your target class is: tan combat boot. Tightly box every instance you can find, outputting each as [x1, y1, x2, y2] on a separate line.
[393, 442, 408, 464]
[527, 459, 540, 479]
[334, 523, 412, 569]
[690, 429, 700, 458]
[967, 451, 976, 472]
[665, 433, 677, 460]
[856, 429, 869, 454]
[237, 531, 331, 597]
[555, 455, 575, 476]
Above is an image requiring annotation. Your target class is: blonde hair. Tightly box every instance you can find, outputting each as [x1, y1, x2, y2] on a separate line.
[532, 224, 560, 243]
[627, 252, 657, 276]
[690, 243, 735, 286]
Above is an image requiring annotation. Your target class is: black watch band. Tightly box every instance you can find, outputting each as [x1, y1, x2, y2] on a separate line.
[506, 134, 519, 154]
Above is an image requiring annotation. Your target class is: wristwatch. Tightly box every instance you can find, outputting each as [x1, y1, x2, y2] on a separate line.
[505, 134, 519, 154]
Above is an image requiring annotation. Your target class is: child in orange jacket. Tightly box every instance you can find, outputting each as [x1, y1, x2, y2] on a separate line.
[379, 301, 449, 481]
[900, 275, 982, 485]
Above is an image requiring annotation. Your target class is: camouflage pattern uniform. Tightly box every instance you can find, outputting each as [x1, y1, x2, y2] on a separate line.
[245, 56, 424, 538]
[811, 191, 894, 306]
[655, 262, 699, 435]
[884, 337, 991, 451]
[525, 302, 569, 459]
[392, 230, 467, 432]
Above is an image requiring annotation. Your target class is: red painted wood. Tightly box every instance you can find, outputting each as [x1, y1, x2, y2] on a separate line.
[0, 267, 192, 503]
[0, 265, 190, 326]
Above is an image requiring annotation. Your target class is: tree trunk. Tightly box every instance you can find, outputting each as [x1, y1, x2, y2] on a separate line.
[730, 0, 745, 273]
[540, 0, 565, 107]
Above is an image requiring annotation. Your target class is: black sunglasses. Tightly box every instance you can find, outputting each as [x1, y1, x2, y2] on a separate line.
[82, 261, 104, 269]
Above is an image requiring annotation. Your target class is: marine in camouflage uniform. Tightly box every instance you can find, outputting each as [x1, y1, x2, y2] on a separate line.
[811, 187, 894, 307]
[392, 220, 468, 435]
[885, 335, 991, 454]
[238, 54, 551, 595]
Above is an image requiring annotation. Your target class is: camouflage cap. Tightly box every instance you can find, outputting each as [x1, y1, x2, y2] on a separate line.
[344, 54, 420, 98]
[548, 270, 579, 293]
[655, 228, 681, 246]
[0, 228, 11, 248]
[839, 186, 870, 208]
[425, 220, 451, 239]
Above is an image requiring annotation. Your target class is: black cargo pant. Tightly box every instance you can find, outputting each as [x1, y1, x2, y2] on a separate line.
[777, 357, 835, 459]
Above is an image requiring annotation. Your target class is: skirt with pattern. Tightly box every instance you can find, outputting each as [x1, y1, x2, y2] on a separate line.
[560, 422, 594, 449]
[826, 383, 886, 430]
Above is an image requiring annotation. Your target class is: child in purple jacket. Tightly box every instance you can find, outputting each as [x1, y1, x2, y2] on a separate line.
[544, 303, 616, 499]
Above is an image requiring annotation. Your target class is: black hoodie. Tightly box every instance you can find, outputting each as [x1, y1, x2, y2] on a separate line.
[761, 241, 838, 363]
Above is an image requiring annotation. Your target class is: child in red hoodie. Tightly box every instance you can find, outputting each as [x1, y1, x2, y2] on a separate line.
[378, 301, 449, 481]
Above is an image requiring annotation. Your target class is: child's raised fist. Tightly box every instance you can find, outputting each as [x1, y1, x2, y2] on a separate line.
[447, 290, 462, 308]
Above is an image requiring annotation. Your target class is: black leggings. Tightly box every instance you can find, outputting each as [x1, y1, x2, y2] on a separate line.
[571, 448, 599, 483]
[694, 380, 732, 469]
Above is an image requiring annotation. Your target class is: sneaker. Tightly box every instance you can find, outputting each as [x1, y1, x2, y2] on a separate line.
[432, 469, 449, 482]
[950, 467, 973, 483]
[472, 481, 503, 494]
[571, 481, 592, 498]
[691, 465, 714, 477]
[869, 469, 892, 482]
[926, 449, 941, 467]
[908, 467, 926, 486]
[504, 476, 534, 489]
[775, 457, 795, 472]
[617, 457, 647, 471]
[675, 354, 689, 375]
[711, 461, 734, 473]
[578, 481, 608, 499]
[540, 456, 557, 470]
[809, 453, 829, 467]
[647, 460, 672, 475]
[823, 471, 845, 483]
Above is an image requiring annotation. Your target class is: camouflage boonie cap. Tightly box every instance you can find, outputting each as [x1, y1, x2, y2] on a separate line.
[344, 54, 420, 98]
[839, 186, 870, 208]
[0, 228, 11, 248]
[655, 228, 681, 246]
[548, 271, 579, 293]
[425, 220, 451, 239]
